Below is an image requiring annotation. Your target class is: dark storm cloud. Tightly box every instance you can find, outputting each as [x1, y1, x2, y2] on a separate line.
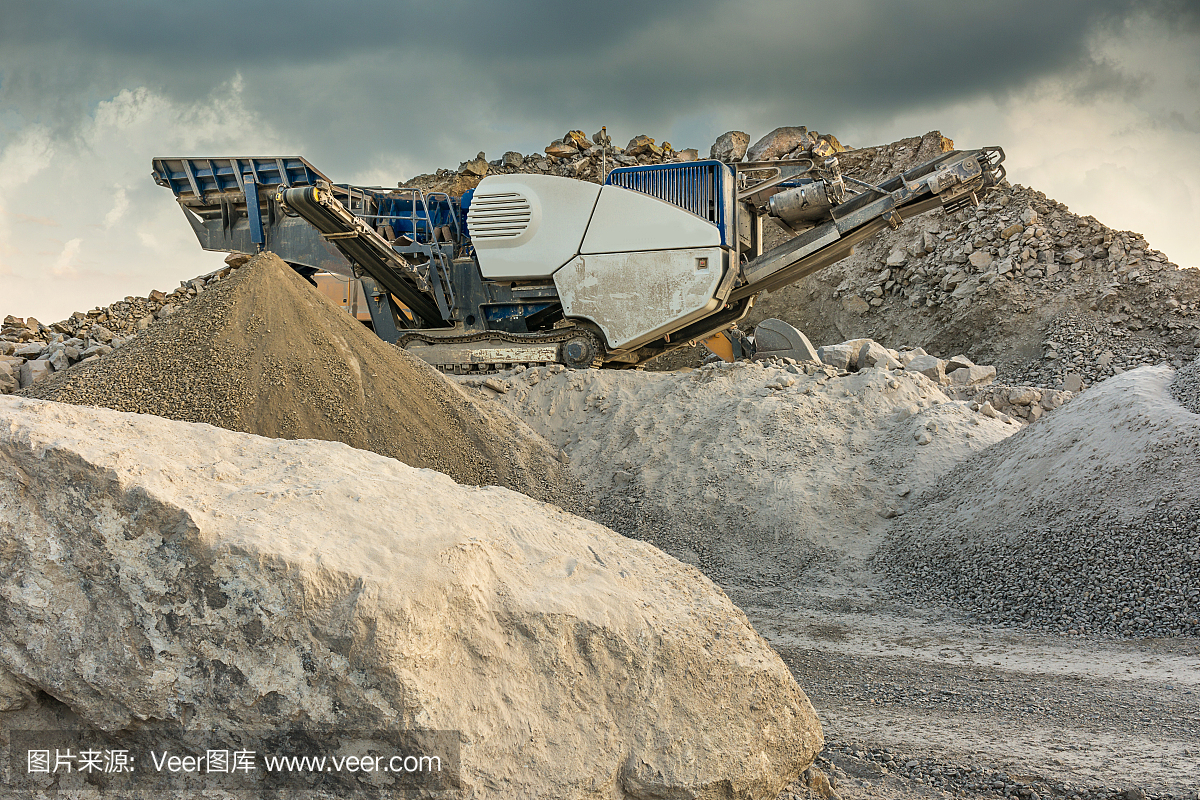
[0, 0, 1174, 174]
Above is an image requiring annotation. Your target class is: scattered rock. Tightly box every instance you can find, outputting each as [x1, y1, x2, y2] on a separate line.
[1007, 387, 1041, 406]
[458, 151, 489, 177]
[949, 365, 997, 386]
[945, 354, 975, 373]
[18, 360, 52, 388]
[818, 343, 857, 371]
[710, 130, 750, 163]
[625, 135, 660, 157]
[545, 139, 578, 158]
[858, 341, 901, 370]
[747, 126, 813, 161]
[0, 362, 18, 394]
[905, 354, 947, 383]
[1061, 372, 1084, 393]
[564, 130, 591, 150]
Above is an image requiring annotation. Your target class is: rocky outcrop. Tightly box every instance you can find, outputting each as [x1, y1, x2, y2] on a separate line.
[0, 396, 823, 799]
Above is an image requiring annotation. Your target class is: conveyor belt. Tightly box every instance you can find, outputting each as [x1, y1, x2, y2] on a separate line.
[279, 186, 445, 327]
[731, 147, 1005, 302]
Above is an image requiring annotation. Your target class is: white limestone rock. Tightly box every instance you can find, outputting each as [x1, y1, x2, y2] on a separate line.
[0, 396, 822, 800]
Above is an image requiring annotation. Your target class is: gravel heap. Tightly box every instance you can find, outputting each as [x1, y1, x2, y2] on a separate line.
[1, 264, 223, 392]
[19, 252, 575, 504]
[1170, 355, 1200, 414]
[877, 366, 1200, 638]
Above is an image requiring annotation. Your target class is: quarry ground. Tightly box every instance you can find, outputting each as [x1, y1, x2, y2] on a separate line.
[750, 580, 1200, 800]
[672, 515, 1199, 800]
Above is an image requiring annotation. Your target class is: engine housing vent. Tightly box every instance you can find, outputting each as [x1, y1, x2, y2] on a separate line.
[467, 191, 532, 240]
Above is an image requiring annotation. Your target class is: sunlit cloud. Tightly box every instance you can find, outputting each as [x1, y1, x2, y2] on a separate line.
[0, 78, 293, 318]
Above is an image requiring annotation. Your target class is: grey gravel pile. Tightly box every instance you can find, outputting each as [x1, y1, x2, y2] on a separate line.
[875, 367, 1200, 639]
[879, 500, 1200, 638]
[1171, 356, 1200, 414]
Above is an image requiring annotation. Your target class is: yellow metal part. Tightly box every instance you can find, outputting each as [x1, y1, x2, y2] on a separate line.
[701, 331, 735, 362]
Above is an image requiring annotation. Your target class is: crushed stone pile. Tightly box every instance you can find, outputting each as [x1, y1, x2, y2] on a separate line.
[1170, 354, 1200, 414]
[18, 252, 574, 504]
[454, 354, 1031, 596]
[0, 259, 226, 393]
[774, 334, 1072, 425]
[0, 395, 822, 798]
[401, 124, 849, 196]
[876, 366, 1200, 638]
[744, 133, 1199, 392]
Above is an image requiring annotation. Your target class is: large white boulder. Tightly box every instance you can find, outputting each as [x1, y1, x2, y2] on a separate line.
[0, 397, 821, 799]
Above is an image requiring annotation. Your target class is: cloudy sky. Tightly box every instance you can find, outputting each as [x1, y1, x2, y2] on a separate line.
[2, 0, 1198, 323]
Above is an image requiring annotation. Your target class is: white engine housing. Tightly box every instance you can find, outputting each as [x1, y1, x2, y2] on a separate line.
[581, 184, 722, 254]
[554, 247, 726, 350]
[468, 175, 599, 280]
[470, 173, 729, 350]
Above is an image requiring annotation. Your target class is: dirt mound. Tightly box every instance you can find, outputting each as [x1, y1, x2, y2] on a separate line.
[454, 357, 1021, 597]
[877, 366, 1200, 637]
[20, 252, 575, 504]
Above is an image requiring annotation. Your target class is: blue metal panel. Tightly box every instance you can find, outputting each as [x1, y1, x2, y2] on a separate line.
[242, 175, 264, 248]
[151, 156, 329, 201]
[483, 302, 555, 324]
[604, 160, 734, 247]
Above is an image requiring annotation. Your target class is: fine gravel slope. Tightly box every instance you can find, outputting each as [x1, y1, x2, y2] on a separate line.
[877, 365, 1200, 637]
[1171, 354, 1200, 413]
[19, 252, 576, 505]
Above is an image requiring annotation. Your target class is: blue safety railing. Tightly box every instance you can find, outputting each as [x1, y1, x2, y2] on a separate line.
[604, 160, 734, 247]
[366, 191, 462, 243]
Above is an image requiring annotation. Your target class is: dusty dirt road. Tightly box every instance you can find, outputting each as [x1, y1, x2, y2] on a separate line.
[745, 575, 1200, 800]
